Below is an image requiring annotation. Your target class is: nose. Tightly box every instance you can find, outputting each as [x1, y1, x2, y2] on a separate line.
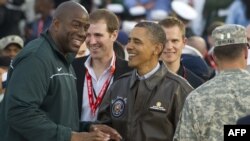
[77, 28, 87, 41]
[86, 35, 97, 45]
[9, 50, 17, 59]
[125, 42, 133, 52]
[165, 41, 173, 49]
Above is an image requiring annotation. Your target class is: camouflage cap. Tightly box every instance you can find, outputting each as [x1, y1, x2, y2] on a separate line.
[212, 24, 248, 47]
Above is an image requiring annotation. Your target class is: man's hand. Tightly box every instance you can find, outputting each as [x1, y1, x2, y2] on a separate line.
[90, 124, 122, 141]
[71, 131, 110, 141]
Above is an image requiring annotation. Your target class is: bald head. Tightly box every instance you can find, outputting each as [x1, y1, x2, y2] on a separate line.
[49, 1, 89, 32]
[53, 1, 88, 20]
[187, 36, 207, 57]
[48, 1, 90, 55]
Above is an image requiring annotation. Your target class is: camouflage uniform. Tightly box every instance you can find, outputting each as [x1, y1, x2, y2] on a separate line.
[174, 69, 250, 141]
[174, 24, 250, 141]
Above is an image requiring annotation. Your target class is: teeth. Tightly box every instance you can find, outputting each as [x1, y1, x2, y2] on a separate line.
[128, 54, 136, 57]
[73, 40, 82, 46]
[89, 46, 99, 50]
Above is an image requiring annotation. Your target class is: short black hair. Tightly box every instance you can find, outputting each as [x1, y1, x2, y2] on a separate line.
[213, 44, 247, 60]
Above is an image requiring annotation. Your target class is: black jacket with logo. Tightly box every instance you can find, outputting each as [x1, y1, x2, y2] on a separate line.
[98, 64, 193, 141]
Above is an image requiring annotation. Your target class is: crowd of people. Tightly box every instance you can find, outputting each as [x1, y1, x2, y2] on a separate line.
[1, 0, 250, 141]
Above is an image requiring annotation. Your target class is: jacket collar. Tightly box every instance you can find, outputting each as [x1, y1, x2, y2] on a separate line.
[41, 30, 76, 64]
[129, 63, 169, 90]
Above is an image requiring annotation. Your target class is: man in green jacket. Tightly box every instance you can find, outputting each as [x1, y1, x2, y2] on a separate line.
[0, 1, 120, 141]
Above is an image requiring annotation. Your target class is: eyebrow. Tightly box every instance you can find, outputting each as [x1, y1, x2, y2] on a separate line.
[72, 19, 89, 25]
[128, 37, 142, 42]
[87, 32, 104, 36]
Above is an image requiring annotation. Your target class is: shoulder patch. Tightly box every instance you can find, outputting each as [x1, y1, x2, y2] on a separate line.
[111, 97, 126, 118]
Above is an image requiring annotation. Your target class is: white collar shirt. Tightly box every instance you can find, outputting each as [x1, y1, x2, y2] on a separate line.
[81, 52, 115, 121]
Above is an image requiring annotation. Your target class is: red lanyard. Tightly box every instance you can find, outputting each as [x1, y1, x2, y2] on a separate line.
[86, 59, 116, 115]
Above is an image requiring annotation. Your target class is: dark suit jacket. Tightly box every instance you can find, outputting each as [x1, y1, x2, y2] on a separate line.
[72, 56, 133, 119]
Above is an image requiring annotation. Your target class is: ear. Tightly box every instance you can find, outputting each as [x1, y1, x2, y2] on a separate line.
[244, 46, 248, 60]
[155, 43, 164, 56]
[212, 52, 219, 66]
[110, 30, 118, 42]
[182, 36, 187, 49]
[52, 19, 60, 32]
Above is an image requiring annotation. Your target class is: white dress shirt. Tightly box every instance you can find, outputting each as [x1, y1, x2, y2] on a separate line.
[81, 53, 115, 121]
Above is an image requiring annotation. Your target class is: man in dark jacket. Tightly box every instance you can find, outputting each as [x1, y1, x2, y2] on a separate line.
[97, 21, 193, 141]
[72, 9, 132, 132]
[0, 2, 120, 141]
[159, 17, 204, 88]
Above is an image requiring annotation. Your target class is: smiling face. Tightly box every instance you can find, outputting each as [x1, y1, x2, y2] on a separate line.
[53, 3, 90, 55]
[85, 20, 117, 60]
[126, 27, 160, 72]
[160, 26, 186, 65]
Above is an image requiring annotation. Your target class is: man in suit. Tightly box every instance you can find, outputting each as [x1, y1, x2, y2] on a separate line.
[72, 9, 132, 132]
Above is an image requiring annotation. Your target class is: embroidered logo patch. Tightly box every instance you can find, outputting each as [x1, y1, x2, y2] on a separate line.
[57, 67, 62, 72]
[149, 101, 166, 112]
[111, 98, 126, 118]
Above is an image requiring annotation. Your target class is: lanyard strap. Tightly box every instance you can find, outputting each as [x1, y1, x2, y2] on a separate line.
[86, 58, 116, 115]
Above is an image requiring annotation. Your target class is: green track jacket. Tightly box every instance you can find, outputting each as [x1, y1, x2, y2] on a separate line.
[0, 30, 79, 141]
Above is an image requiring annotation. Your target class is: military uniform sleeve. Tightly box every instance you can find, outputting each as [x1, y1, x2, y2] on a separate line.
[173, 91, 200, 141]
[6, 55, 72, 141]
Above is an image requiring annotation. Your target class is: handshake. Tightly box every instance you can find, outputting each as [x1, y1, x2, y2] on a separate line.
[71, 124, 122, 141]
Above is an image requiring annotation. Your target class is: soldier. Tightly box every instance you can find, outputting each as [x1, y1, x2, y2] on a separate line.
[174, 24, 250, 141]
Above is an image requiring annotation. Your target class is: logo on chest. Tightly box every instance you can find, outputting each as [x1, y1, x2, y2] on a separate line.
[111, 97, 127, 118]
[149, 101, 166, 112]
[57, 67, 62, 72]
